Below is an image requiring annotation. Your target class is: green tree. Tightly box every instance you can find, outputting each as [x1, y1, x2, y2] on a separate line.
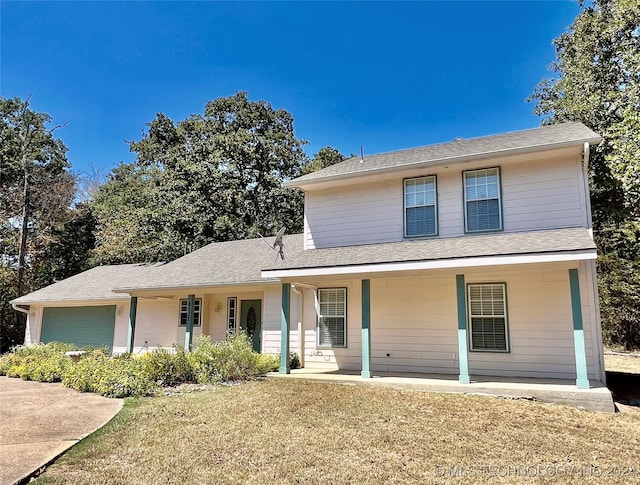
[301, 146, 347, 175]
[91, 92, 307, 264]
[0, 97, 92, 351]
[529, 0, 640, 349]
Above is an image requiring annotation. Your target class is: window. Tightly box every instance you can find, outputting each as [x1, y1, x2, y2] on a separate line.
[468, 283, 509, 352]
[318, 288, 347, 347]
[404, 176, 437, 237]
[179, 298, 202, 327]
[464, 167, 502, 232]
[227, 297, 237, 332]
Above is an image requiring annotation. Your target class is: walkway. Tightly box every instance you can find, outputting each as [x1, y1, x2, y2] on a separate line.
[269, 368, 615, 413]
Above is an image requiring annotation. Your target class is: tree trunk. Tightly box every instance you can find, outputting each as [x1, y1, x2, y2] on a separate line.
[17, 173, 30, 297]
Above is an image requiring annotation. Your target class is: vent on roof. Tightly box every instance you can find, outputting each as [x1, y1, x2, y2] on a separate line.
[360, 146, 364, 163]
[453, 137, 464, 141]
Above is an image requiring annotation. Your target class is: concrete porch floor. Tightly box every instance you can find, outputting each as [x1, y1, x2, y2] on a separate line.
[268, 368, 616, 413]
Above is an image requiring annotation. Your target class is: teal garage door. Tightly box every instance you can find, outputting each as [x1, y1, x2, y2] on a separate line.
[41, 306, 116, 349]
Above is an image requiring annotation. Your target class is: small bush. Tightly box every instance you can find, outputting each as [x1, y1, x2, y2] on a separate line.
[139, 345, 194, 387]
[62, 349, 110, 393]
[0, 342, 77, 381]
[256, 353, 280, 373]
[189, 332, 270, 384]
[289, 352, 301, 370]
[62, 350, 154, 398]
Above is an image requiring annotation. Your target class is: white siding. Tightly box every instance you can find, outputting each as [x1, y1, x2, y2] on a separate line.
[305, 180, 402, 249]
[303, 154, 586, 248]
[369, 276, 459, 373]
[502, 157, 584, 231]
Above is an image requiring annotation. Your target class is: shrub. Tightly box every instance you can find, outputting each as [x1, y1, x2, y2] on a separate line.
[289, 352, 301, 370]
[62, 349, 110, 393]
[139, 345, 194, 386]
[0, 342, 77, 381]
[62, 350, 154, 398]
[189, 332, 269, 384]
[256, 353, 280, 373]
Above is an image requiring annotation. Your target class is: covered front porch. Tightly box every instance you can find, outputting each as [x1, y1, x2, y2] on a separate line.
[268, 367, 615, 413]
[264, 230, 607, 393]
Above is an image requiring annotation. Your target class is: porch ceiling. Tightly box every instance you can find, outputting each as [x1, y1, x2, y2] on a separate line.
[261, 227, 597, 278]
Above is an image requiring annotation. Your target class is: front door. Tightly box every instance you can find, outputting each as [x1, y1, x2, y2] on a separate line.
[240, 299, 262, 352]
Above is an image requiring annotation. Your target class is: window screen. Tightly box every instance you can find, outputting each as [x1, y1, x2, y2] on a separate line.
[468, 284, 508, 351]
[404, 176, 437, 236]
[464, 168, 502, 232]
[318, 288, 346, 347]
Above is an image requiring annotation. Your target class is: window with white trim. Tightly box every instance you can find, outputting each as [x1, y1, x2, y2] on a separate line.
[468, 283, 508, 352]
[227, 297, 237, 332]
[179, 298, 202, 327]
[318, 288, 346, 347]
[464, 167, 502, 232]
[404, 176, 437, 237]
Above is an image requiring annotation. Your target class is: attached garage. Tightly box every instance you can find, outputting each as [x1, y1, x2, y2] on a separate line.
[40, 306, 116, 349]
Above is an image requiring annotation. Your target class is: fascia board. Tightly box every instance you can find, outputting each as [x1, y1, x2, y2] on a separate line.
[261, 249, 597, 279]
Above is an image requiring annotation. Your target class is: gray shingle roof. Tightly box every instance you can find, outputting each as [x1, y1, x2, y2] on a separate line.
[10, 263, 164, 304]
[114, 234, 305, 292]
[263, 228, 596, 273]
[11, 229, 595, 304]
[290, 122, 601, 187]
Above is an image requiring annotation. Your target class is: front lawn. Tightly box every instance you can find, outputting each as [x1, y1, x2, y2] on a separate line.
[35, 379, 640, 484]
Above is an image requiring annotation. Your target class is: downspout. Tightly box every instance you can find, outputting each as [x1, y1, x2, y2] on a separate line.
[291, 285, 304, 367]
[582, 142, 594, 238]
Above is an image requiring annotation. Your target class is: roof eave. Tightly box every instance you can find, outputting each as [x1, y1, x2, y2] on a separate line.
[113, 278, 281, 294]
[287, 137, 602, 190]
[261, 248, 597, 279]
[9, 295, 130, 305]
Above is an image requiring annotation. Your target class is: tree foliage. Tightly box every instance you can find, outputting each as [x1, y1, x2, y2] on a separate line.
[301, 146, 347, 175]
[1, 97, 94, 351]
[530, 0, 640, 349]
[90, 92, 307, 264]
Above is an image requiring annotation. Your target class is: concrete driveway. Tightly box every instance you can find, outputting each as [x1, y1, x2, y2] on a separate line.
[0, 376, 123, 485]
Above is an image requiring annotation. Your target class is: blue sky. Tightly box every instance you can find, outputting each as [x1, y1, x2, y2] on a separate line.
[1, 1, 580, 176]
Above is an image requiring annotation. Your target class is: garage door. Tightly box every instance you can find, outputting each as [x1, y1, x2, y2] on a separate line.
[41, 306, 116, 349]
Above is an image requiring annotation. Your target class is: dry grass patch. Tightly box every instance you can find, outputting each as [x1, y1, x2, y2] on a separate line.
[35, 379, 640, 484]
[605, 352, 640, 373]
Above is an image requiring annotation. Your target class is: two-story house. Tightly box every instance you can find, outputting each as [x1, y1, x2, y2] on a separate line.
[11, 122, 606, 395]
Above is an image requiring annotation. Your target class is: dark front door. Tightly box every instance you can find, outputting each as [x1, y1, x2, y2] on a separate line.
[240, 299, 262, 352]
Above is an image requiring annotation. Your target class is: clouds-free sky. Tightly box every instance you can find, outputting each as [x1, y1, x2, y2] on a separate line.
[1, 1, 579, 175]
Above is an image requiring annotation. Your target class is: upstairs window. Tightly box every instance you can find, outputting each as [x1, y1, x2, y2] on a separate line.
[404, 176, 437, 237]
[464, 168, 502, 232]
[318, 288, 347, 348]
[468, 283, 509, 352]
[179, 298, 202, 327]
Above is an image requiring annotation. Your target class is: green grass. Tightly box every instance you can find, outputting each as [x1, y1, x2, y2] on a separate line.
[34, 379, 640, 484]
